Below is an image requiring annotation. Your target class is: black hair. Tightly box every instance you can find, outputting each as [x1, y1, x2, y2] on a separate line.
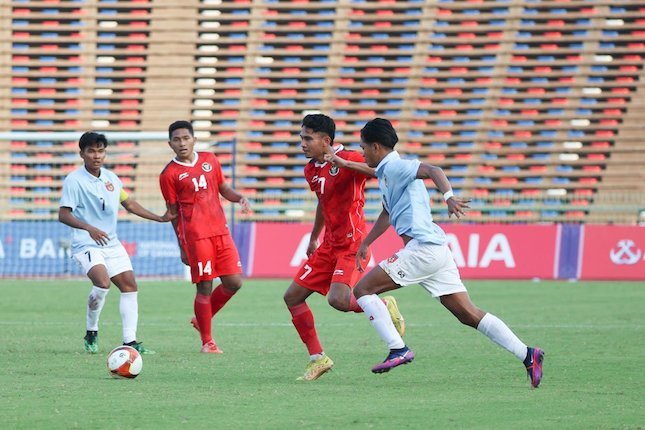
[79, 131, 108, 151]
[301, 113, 335, 143]
[168, 120, 194, 139]
[360, 117, 398, 149]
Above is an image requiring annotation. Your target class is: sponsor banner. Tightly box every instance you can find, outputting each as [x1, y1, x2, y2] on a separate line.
[250, 223, 558, 279]
[580, 225, 645, 280]
[0, 221, 184, 277]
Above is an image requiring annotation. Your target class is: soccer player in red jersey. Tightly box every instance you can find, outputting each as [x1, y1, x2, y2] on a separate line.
[159, 120, 251, 353]
[284, 114, 405, 380]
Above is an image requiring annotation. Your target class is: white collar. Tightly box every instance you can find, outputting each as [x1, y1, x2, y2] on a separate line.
[172, 152, 199, 167]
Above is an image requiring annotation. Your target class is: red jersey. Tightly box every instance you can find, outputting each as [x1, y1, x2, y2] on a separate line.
[159, 152, 230, 245]
[304, 145, 368, 249]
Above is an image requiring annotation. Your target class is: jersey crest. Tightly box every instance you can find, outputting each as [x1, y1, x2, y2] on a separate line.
[202, 162, 212, 172]
[329, 165, 340, 176]
[104, 181, 114, 191]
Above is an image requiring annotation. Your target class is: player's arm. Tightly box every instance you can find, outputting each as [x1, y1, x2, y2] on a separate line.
[164, 202, 189, 265]
[307, 200, 324, 257]
[416, 163, 470, 219]
[58, 206, 110, 246]
[219, 183, 251, 213]
[324, 149, 376, 177]
[356, 207, 390, 271]
[120, 190, 175, 222]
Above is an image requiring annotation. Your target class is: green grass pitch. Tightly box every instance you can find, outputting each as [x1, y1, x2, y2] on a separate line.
[0, 279, 643, 429]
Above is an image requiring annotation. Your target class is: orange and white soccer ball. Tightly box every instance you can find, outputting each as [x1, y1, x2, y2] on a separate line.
[106, 345, 143, 379]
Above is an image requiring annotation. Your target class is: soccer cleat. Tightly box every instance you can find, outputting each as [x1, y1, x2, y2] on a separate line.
[524, 347, 544, 388]
[297, 355, 334, 381]
[383, 295, 405, 337]
[371, 347, 415, 374]
[84, 331, 98, 354]
[190, 316, 200, 332]
[124, 341, 156, 355]
[200, 340, 223, 354]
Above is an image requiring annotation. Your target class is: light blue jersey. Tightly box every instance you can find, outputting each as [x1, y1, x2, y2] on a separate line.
[375, 151, 446, 245]
[60, 166, 124, 253]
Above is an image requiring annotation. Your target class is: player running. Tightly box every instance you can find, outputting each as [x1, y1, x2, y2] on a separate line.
[283, 114, 405, 381]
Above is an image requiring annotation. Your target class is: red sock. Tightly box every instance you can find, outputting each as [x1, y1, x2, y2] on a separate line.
[210, 284, 236, 316]
[194, 293, 212, 344]
[288, 303, 322, 355]
[348, 292, 364, 313]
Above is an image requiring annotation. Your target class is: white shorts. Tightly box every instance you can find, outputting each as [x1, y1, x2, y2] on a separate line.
[378, 239, 467, 298]
[73, 244, 133, 278]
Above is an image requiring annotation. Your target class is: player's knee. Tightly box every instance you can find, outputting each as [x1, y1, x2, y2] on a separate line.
[120, 284, 138, 293]
[221, 276, 242, 293]
[223, 282, 241, 293]
[353, 284, 367, 299]
[327, 294, 348, 312]
[283, 290, 296, 307]
[94, 281, 111, 289]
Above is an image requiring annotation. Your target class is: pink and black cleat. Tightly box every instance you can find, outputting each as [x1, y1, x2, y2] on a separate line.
[524, 347, 544, 388]
[371, 347, 415, 374]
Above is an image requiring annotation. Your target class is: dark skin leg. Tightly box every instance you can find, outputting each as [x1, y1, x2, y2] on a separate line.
[354, 266, 486, 328]
[195, 274, 242, 296]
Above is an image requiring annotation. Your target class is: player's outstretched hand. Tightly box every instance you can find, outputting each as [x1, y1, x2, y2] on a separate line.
[159, 209, 177, 222]
[355, 242, 369, 272]
[323, 146, 346, 167]
[239, 196, 252, 214]
[446, 196, 470, 219]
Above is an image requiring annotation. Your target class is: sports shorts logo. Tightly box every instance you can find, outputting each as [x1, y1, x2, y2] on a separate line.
[104, 181, 114, 191]
[179, 172, 189, 181]
[387, 253, 399, 264]
[202, 162, 212, 172]
[333, 269, 344, 275]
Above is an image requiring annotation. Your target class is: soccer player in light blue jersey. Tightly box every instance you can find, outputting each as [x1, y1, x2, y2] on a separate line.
[59, 132, 174, 355]
[327, 118, 544, 388]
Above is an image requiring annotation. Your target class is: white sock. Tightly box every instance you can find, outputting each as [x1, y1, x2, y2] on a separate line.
[120, 291, 138, 344]
[477, 313, 527, 361]
[357, 294, 405, 349]
[86, 286, 109, 331]
[310, 352, 325, 361]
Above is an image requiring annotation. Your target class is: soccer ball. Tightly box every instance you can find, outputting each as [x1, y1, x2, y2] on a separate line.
[106, 345, 143, 379]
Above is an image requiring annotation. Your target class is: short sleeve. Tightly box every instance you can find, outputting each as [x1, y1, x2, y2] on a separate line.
[391, 158, 420, 185]
[59, 176, 79, 210]
[159, 169, 177, 205]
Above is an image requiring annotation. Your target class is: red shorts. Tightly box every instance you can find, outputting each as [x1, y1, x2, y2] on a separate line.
[293, 241, 370, 295]
[185, 234, 242, 283]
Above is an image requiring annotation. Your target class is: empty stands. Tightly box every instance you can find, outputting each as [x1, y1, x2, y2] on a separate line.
[0, 0, 644, 223]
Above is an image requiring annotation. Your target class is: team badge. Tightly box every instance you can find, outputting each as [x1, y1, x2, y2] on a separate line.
[104, 181, 114, 191]
[329, 165, 340, 176]
[387, 253, 399, 263]
[202, 162, 212, 172]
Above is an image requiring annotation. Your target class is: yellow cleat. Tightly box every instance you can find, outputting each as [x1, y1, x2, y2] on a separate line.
[384, 295, 405, 337]
[297, 355, 334, 381]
